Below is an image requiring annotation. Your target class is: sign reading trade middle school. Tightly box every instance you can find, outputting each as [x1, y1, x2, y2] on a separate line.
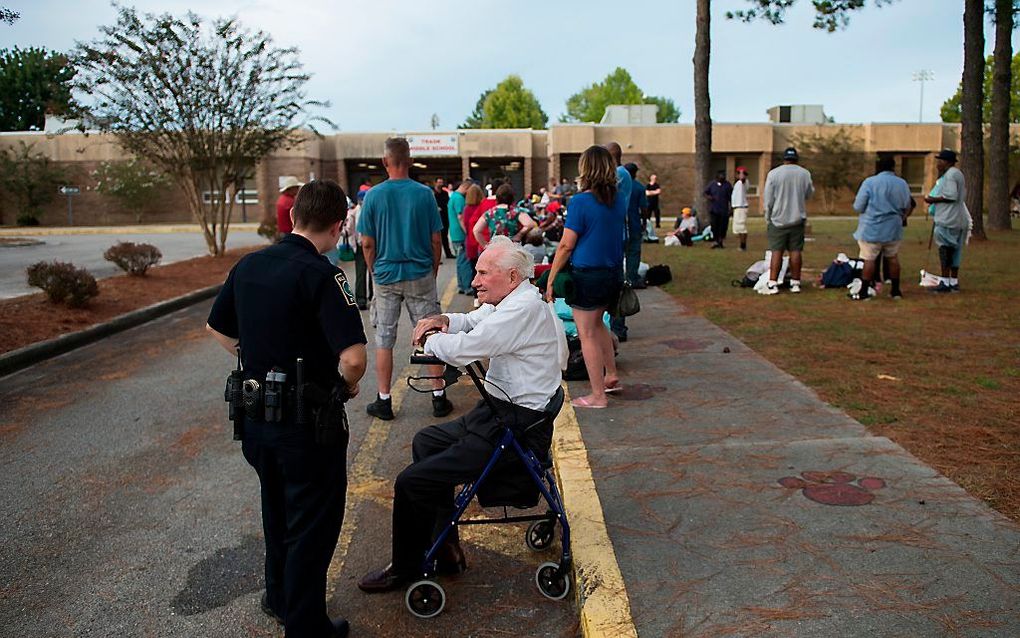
[407, 135, 458, 157]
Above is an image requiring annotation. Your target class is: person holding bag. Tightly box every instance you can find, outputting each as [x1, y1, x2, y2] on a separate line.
[544, 145, 626, 409]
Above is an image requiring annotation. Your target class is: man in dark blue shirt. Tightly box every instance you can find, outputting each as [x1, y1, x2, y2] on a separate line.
[207, 179, 367, 638]
[704, 170, 733, 249]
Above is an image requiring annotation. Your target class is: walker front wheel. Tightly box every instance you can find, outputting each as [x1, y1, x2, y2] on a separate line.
[405, 580, 446, 619]
[535, 562, 571, 600]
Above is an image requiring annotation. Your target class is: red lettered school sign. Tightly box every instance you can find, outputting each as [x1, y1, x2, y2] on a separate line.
[406, 135, 458, 156]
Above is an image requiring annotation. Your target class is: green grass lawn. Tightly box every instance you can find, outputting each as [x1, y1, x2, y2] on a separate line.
[645, 217, 1020, 520]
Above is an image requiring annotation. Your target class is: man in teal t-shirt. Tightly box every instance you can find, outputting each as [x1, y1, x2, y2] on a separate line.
[357, 137, 451, 420]
[447, 180, 473, 294]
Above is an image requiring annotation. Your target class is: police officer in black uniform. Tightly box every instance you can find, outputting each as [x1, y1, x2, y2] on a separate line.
[206, 179, 367, 638]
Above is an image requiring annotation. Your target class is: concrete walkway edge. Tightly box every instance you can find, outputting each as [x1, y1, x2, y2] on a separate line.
[552, 384, 639, 638]
[0, 284, 221, 378]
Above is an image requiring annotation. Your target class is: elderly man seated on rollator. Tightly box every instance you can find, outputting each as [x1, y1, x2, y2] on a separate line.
[358, 236, 566, 592]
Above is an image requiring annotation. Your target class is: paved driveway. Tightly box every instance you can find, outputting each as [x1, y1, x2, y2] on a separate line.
[0, 231, 263, 299]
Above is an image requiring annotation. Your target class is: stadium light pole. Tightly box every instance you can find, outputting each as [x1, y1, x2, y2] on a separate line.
[912, 70, 934, 122]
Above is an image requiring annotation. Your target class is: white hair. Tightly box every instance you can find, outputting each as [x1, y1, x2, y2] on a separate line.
[483, 235, 535, 279]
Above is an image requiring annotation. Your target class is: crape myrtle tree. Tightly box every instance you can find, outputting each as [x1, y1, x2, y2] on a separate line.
[72, 6, 330, 256]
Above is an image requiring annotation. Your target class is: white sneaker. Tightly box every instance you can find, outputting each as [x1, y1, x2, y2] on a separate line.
[789, 280, 801, 294]
[759, 281, 779, 296]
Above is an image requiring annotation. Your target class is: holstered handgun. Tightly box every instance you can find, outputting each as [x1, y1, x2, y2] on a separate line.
[315, 380, 351, 446]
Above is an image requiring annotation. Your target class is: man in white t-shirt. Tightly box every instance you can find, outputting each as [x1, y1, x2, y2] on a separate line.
[731, 166, 750, 251]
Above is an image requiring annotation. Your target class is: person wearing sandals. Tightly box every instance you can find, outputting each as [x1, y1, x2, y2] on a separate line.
[473, 183, 537, 249]
[544, 145, 626, 409]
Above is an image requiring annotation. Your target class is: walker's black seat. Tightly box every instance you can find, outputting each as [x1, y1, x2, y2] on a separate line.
[475, 387, 563, 509]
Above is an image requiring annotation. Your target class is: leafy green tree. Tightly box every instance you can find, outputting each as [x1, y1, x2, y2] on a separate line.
[460, 89, 492, 129]
[481, 75, 547, 129]
[562, 67, 680, 123]
[72, 6, 329, 256]
[0, 141, 67, 225]
[941, 53, 1020, 123]
[0, 47, 76, 131]
[92, 159, 171, 223]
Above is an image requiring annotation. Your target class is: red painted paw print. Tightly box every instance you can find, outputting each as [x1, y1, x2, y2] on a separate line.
[778, 471, 886, 506]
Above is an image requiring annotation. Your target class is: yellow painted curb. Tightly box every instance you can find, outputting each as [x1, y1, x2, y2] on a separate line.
[552, 387, 639, 638]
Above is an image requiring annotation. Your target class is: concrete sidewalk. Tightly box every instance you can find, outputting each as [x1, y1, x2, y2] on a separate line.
[566, 287, 1020, 637]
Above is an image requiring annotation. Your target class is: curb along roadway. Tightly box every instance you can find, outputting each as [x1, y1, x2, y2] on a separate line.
[0, 284, 221, 378]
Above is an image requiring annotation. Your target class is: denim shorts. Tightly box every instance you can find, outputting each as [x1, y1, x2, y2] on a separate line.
[570, 266, 622, 311]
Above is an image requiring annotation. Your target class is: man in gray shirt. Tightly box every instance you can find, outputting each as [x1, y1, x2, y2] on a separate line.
[762, 147, 814, 294]
[923, 149, 971, 293]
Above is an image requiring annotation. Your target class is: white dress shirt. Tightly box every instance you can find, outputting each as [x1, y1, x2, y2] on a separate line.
[424, 282, 567, 411]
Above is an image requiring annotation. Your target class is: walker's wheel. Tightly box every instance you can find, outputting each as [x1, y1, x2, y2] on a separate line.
[525, 519, 555, 551]
[405, 580, 446, 619]
[535, 562, 571, 600]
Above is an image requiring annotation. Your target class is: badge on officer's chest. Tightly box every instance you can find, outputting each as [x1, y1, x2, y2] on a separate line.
[334, 272, 357, 307]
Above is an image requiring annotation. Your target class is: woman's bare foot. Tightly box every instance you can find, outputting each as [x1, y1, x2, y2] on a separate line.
[571, 394, 608, 409]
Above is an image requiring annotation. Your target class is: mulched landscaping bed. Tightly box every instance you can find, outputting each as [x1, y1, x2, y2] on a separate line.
[0, 246, 257, 354]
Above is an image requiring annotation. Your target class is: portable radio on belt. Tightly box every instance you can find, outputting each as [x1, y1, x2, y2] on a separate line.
[224, 347, 245, 440]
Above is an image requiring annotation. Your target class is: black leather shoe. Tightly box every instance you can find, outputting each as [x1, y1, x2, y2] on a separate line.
[260, 591, 283, 625]
[331, 617, 350, 638]
[436, 539, 467, 575]
[432, 393, 453, 418]
[358, 564, 410, 593]
[366, 395, 394, 420]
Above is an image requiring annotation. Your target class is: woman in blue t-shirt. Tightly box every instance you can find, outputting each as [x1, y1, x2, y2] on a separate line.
[544, 145, 626, 408]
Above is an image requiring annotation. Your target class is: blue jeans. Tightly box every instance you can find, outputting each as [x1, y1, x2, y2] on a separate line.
[624, 232, 643, 286]
[453, 241, 473, 292]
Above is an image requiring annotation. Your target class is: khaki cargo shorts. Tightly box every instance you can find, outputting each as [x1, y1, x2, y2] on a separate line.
[370, 274, 441, 349]
[857, 239, 901, 261]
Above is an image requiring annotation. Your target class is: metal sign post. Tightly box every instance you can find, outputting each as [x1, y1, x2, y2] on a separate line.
[58, 186, 81, 225]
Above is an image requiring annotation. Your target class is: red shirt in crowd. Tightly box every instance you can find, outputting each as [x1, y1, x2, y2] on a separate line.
[276, 192, 296, 234]
[464, 198, 496, 260]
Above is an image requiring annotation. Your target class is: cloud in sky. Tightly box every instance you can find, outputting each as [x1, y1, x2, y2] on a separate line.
[4, 0, 1014, 131]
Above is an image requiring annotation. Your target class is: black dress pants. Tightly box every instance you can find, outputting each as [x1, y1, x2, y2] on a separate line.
[242, 420, 348, 638]
[390, 399, 551, 574]
[710, 213, 730, 244]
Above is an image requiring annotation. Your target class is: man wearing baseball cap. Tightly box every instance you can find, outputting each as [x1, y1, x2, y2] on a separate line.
[761, 147, 814, 294]
[276, 175, 304, 237]
[924, 149, 971, 293]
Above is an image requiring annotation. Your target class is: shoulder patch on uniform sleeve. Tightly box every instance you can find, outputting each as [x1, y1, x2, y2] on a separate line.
[334, 272, 357, 307]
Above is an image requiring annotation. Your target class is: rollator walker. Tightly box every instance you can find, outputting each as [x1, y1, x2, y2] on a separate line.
[402, 348, 573, 618]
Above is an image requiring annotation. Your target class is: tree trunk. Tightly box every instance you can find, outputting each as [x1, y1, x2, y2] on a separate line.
[961, 0, 987, 239]
[988, 0, 1014, 231]
[693, 0, 712, 226]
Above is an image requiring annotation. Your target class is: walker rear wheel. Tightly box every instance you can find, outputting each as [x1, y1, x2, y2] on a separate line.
[525, 519, 555, 551]
[405, 580, 446, 618]
[535, 562, 571, 600]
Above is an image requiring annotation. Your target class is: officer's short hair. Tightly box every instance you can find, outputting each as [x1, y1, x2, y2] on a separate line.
[292, 179, 348, 232]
